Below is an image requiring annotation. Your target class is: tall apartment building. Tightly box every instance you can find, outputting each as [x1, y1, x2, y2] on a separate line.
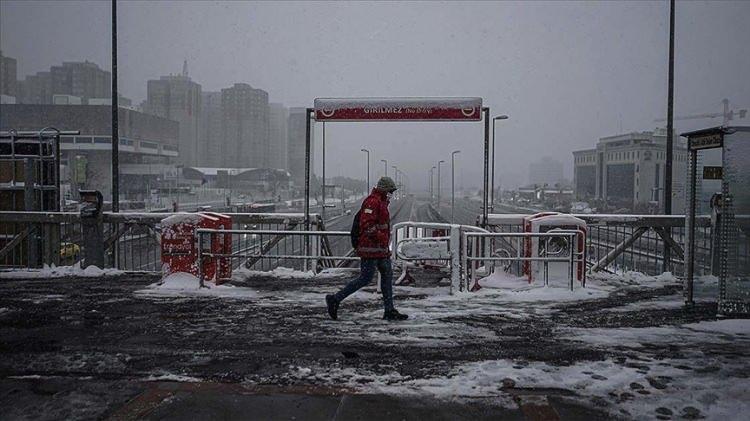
[287, 107, 314, 185]
[573, 128, 687, 212]
[200, 91, 223, 167]
[220, 83, 269, 168]
[49, 61, 110, 103]
[17, 71, 53, 104]
[269, 103, 288, 170]
[0, 51, 17, 101]
[528, 156, 564, 186]
[144, 66, 202, 166]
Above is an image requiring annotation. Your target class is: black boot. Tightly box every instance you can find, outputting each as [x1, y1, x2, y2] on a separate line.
[326, 295, 339, 320]
[383, 309, 408, 321]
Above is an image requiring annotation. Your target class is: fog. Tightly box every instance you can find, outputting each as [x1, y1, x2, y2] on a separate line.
[2, 0, 748, 189]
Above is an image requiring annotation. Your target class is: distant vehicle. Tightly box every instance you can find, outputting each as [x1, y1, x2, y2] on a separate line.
[197, 205, 212, 211]
[345, 209, 352, 215]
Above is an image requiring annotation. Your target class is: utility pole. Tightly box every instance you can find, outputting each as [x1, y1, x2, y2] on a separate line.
[381, 159, 388, 177]
[663, 0, 675, 272]
[430, 166, 436, 201]
[111, 0, 119, 213]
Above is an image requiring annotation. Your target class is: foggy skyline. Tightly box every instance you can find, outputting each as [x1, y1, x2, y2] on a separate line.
[2, 0, 748, 189]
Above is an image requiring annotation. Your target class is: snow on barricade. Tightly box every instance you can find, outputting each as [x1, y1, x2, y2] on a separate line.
[135, 271, 258, 299]
[0, 263, 125, 279]
[397, 239, 450, 260]
[159, 212, 204, 228]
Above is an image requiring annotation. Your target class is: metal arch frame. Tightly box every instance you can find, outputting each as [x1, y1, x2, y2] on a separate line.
[302, 102, 494, 267]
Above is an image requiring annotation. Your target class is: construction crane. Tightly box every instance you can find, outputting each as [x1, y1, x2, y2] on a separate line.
[655, 98, 747, 126]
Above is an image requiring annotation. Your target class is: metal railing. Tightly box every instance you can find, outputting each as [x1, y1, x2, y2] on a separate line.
[0, 211, 328, 273]
[481, 213, 723, 277]
[196, 228, 358, 285]
[463, 231, 584, 292]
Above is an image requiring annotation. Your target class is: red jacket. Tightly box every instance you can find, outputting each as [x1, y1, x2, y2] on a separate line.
[356, 188, 391, 258]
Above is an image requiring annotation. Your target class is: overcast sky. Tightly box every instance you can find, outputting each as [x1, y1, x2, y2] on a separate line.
[2, 0, 749, 189]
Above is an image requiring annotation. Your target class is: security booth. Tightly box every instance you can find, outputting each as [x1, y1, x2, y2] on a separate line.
[682, 126, 750, 316]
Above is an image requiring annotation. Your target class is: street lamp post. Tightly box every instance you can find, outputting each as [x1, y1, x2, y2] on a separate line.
[392, 165, 399, 198]
[381, 159, 388, 177]
[451, 150, 461, 223]
[360, 148, 370, 196]
[430, 166, 436, 200]
[491, 115, 509, 209]
[437, 160, 445, 209]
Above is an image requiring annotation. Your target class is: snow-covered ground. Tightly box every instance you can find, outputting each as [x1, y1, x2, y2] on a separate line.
[1, 267, 746, 420]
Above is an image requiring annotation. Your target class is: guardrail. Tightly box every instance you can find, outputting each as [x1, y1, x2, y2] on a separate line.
[196, 228, 357, 285]
[0, 211, 327, 272]
[463, 231, 584, 292]
[480, 213, 723, 277]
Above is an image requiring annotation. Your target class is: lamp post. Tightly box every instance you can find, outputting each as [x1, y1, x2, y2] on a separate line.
[360, 148, 370, 196]
[437, 160, 445, 209]
[430, 166, 436, 200]
[451, 150, 461, 223]
[381, 159, 388, 177]
[392, 165, 399, 198]
[491, 115, 509, 209]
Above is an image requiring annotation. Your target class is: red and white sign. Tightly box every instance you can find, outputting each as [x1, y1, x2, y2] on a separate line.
[314, 97, 482, 121]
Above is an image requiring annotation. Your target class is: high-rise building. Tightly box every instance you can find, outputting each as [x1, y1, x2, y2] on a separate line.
[269, 103, 288, 170]
[49, 61, 110, 103]
[220, 83, 269, 168]
[287, 107, 314, 185]
[0, 51, 18, 100]
[200, 91, 223, 167]
[528, 156, 564, 186]
[17, 71, 52, 104]
[573, 128, 687, 212]
[144, 63, 202, 166]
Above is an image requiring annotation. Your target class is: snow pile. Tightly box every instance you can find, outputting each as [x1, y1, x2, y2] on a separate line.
[0, 263, 125, 279]
[135, 272, 258, 299]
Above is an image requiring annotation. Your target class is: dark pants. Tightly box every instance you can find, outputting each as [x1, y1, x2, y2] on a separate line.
[333, 258, 394, 312]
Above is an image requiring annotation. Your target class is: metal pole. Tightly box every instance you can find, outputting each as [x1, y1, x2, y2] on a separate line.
[381, 159, 388, 177]
[685, 149, 697, 306]
[491, 117, 496, 208]
[452, 150, 460, 224]
[322, 122, 326, 221]
[361, 148, 369, 195]
[304, 108, 312, 270]
[663, 0, 675, 272]
[482, 107, 490, 228]
[111, 0, 119, 213]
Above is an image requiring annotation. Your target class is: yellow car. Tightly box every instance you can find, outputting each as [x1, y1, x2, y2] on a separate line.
[60, 242, 81, 262]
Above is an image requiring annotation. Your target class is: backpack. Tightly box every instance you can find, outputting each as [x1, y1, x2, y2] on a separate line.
[350, 209, 362, 248]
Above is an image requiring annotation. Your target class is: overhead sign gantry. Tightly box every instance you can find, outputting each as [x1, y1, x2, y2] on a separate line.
[302, 98, 493, 257]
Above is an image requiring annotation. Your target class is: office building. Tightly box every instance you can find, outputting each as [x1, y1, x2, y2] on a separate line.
[143, 63, 202, 166]
[50, 61, 110, 103]
[573, 128, 687, 212]
[220, 83, 269, 168]
[0, 51, 17, 101]
[199, 91, 223, 168]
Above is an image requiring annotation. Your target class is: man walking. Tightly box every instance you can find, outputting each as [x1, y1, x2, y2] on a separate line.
[326, 176, 408, 321]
